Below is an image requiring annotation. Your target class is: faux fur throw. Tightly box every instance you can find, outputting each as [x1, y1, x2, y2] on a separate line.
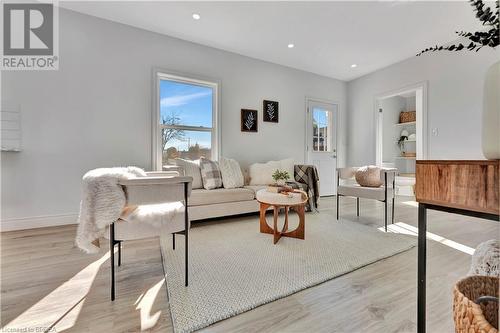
[75, 167, 147, 253]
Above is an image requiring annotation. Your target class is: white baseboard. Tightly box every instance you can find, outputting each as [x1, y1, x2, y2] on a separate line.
[1, 213, 78, 232]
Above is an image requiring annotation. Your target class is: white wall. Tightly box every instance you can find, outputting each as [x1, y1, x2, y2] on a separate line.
[405, 96, 416, 112]
[1, 9, 347, 229]
[347, 49, 500, 166]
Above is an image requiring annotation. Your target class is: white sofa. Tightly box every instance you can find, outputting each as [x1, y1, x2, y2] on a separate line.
[164, 159, 313, 221]
[189, 185, 267, 220]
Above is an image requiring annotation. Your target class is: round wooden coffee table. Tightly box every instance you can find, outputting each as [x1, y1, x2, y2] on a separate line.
[256, 189, 308, 244]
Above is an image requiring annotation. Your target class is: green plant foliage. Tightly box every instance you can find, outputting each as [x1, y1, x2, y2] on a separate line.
[272, 169, 291, 181]
[417, 0, 499, 56]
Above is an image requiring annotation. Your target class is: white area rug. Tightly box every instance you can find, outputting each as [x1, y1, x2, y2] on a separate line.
[160, 213, 415, 333]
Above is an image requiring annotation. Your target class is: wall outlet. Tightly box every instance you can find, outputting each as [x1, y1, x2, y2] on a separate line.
[432, 128, 439, 136]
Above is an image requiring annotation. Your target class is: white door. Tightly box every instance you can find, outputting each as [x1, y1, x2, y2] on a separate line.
[307, 101, 338, 196]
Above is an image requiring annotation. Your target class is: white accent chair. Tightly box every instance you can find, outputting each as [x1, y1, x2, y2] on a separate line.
[104, 171, 192, 301]
[336, 167, 397, 231]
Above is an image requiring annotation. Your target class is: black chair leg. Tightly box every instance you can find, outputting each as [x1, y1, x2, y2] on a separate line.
[185, 229, 189, 287]
[356, 197, 360, 217]
[117, 241, 122, 267]
[392, 197, 395, 224]
[184, 182, 189, 287]
[173, 233, 176, 250]
[384, 200, 388, 232]
[336, 195, 340, 220]
[110, 224, 115, 301]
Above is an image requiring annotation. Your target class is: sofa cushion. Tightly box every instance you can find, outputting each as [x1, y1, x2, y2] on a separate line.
[200, 157, 223, 190]
[248, 160, 280, 185]
[189, 188, 255, 206]
[174, 158, 203, 189]
[280, 158, 295, 178]
[219, 157, 244, 189]
[248, 159, 295, 185]
[244, 185, 268, 195]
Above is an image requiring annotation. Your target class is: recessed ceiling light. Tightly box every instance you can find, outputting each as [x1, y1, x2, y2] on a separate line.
[351, 64, 358, 68]
[192, 13, 201, 20]
[287, 43, 295, 48]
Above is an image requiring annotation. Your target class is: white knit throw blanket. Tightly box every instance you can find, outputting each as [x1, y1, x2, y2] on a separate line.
[75, 167, 147, 253]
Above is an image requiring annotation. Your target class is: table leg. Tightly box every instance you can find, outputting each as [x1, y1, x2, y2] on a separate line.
[283, 207, 289, 232]
[259, 203, 274, 234]
[273, 206, 281, 244]
[282, 204, 305, 240]
[418, 203, 427, 333]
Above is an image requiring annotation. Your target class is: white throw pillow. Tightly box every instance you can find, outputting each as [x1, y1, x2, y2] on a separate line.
[219, 157, 244, 189]
[174, 158, 203, 189]
[248, 160, 281, 185]
[279, 158, 295, 178]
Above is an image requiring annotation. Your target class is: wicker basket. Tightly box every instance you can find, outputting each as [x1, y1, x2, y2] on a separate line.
[399, 111, 416, 123]
[453, 276, 499, 333]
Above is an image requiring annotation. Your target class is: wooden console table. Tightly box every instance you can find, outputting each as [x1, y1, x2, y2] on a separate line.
[415, 160, 499, 333]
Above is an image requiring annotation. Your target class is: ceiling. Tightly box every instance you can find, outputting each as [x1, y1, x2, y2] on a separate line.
[59, 1, 486, 81]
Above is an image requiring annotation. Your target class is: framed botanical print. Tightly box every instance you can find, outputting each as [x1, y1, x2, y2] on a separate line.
[241, 109, 258, 132]
[263, 100, 279, 123]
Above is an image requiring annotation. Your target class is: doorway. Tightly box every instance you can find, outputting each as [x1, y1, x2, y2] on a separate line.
[375, 82, 427, 196]
[306, 99, 338, 196]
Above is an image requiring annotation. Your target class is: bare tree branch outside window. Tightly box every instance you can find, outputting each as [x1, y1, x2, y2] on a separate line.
[162, 112, 185, 150]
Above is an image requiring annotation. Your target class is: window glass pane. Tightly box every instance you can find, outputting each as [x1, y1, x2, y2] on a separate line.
[312, 108, 330, 152]
[160, 79, 213, 128]
[162, 130, 211, 164]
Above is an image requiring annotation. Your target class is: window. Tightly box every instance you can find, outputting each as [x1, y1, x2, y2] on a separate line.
[312, 108, 333, 152]
[153, 72, 219, 169]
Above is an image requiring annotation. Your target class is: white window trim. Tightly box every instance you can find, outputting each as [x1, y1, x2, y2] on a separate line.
[152, 70, 221, 171]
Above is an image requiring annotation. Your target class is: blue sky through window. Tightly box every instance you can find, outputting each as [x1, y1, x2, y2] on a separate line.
[313, 108, 328, 128]
[160, 79, 213, 150]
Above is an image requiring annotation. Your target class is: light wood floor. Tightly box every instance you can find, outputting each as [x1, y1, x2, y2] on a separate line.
[1, 197, 498, 332]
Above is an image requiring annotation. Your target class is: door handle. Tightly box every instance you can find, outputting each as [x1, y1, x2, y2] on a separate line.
[332, 155, 337, 158]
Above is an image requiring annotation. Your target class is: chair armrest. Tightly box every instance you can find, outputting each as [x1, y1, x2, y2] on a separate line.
[380, 168, 397, 187]
[118, 176, 193, 206]
[162, 165, 183, 173]
[145, 171, 179, 177]
[337, 167, 359, 180]
[118, 175, 192, 186]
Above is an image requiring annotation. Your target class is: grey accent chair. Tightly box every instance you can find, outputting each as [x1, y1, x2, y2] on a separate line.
[336, 167, 397, 231]
[104, 171, 192, 301]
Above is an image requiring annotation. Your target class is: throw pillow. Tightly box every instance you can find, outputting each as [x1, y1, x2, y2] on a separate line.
[199, 158, 223, 190]
[279, 158, 295, 178]
[219, 157, 244, 189]
[248, 159, 295, 185]
[174, 158, 203, 189]
[355, 165, 383, 187]
[248, 160, 281, 185]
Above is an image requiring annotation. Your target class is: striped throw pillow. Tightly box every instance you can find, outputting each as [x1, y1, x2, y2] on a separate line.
[199, 158, 223, 190]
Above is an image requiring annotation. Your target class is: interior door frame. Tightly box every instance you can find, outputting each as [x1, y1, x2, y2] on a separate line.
[374, 81, 428, 166]
[305, 97, 339, 195]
